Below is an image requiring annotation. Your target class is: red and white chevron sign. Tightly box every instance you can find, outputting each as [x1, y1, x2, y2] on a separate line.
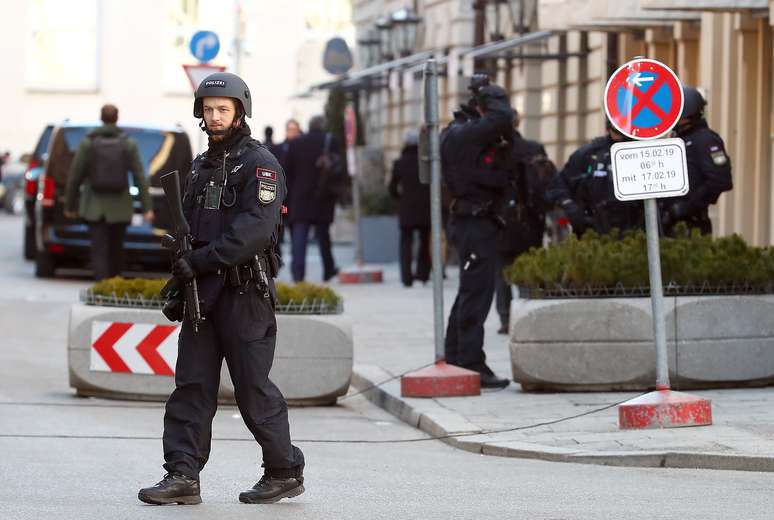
[90, 321, 180, 376]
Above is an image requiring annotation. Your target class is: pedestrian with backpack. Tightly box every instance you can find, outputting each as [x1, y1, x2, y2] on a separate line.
[64, 104, 154, 280]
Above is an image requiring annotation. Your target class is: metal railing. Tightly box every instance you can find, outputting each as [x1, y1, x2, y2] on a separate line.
[518, 282, 774, 300]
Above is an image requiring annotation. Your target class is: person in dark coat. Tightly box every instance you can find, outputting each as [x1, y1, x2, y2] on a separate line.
[546, 122, 642, 237]
[495, 109, 553, 334]
[284, 115, 340, 282]
[661, 86, 733, 235]
[389, 129, 431, 287]
[273, 119, 302, 172]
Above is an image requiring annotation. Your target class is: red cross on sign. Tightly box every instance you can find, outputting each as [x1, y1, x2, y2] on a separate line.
[604, 58, 684, 140]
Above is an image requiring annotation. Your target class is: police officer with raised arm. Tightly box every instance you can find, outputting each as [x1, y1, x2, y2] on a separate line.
[661, 86, 733, 235]
[441, 77, 513, 389]
[138, 72, 305, 506]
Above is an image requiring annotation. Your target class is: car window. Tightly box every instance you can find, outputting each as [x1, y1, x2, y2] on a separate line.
[34, 125, 54, 162]
[124, 129, 165, 173]
[62, 127, 167, 175]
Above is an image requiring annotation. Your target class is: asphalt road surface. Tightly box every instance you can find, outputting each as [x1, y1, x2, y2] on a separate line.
[1, 214, 773, 520]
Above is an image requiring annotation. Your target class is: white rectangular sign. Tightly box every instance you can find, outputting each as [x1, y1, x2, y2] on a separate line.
[611, 138, 689, 201]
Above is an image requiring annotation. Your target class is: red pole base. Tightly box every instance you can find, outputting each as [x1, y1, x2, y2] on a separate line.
[400, 361, 481, 398]
[338, 265, 383, 284]
[619, 389, 712, 430]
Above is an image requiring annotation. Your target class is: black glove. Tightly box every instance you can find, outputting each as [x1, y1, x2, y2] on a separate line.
[476, 85, 509, 111]
[172, 254, 195, 282]
[561, 200, 591, 232]
[459, 98, 480, 119]
[162, 297, 184, 322]
[662, 201, 691, 229]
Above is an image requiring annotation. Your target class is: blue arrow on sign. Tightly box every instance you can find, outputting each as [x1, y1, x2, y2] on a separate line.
[189, 31, 220, 63]
[615, 71, 674, 129]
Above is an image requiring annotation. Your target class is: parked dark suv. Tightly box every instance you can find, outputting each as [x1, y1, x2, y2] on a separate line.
[22, 124, 54, 259]
[34, 122, 192, 278]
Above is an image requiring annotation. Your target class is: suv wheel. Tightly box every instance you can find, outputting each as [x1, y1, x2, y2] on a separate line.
[35, 251, 56, 278]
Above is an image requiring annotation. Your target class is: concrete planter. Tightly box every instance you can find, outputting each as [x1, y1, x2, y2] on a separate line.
[359, 215, 399, 263]
[69, 304, 353, 405]
[509, 295, 774, 392]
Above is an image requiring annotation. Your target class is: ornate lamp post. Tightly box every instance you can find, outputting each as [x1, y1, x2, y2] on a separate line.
[391, 7, 422, 57]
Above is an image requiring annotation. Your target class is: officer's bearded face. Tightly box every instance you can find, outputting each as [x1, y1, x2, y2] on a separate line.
[203, 97, 238, 140]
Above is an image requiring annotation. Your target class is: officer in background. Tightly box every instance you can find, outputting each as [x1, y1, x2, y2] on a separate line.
[441, 77, 513, 389]
[495, 109, 553, 334]
[138, 72, 305, 506]
[661, 86, 733, 235]
[546, 121, 643, 236]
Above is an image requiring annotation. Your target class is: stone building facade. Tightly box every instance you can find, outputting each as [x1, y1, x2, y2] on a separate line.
[349, 0, 774, 245]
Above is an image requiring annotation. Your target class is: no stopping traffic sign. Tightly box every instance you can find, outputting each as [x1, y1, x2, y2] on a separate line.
[604, 58, 683, 140]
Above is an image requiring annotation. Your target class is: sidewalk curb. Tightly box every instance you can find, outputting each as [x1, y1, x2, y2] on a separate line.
[352, 364, 774, 472]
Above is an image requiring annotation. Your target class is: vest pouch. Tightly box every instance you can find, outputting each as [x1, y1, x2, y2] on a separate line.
[191, 206, 224, 243]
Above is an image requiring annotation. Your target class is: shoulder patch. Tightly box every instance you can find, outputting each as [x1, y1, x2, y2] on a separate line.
[258, 181, 277, 204]
[256, 168, 278, 182]
[710, 150, 728, 166]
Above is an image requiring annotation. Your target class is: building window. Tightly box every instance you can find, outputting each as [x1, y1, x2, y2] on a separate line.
[25, 0, 99, 92]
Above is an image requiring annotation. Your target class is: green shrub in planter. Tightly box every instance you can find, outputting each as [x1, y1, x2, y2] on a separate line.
[360, 189, 396, 216]
[506, 223, 774, 296]
[88, 277, 342, 311]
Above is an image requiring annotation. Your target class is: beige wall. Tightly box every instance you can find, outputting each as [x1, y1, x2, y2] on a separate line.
[0, 0, 335, 158]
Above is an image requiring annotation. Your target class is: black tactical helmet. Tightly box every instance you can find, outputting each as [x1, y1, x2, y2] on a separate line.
[193, 72, 252, 119]
[681, 86, 706, 120]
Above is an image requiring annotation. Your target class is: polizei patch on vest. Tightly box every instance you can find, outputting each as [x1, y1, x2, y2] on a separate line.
[204, 80, 226, 88]
[258, 181, 276, 204]
[256, 168, 278, 182]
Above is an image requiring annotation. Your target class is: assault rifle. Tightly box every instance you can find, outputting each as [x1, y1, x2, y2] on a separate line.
[159, 170, 202, 332]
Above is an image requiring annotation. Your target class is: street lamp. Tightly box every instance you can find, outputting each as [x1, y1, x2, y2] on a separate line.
[391, 7, 422, 58]
[357, 29, 381, 68]
[376, 16, 394, 61]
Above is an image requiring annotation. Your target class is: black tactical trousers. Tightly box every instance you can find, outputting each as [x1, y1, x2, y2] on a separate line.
[163, 284, 304, 480]
[88, 219, 127, 281]
[444, 216, 498, 374]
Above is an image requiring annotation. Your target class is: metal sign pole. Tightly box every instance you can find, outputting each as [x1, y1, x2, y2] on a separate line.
[350, 148, 363, 266]
[424, 59, 445, 363]
[643, 198, 670, 390]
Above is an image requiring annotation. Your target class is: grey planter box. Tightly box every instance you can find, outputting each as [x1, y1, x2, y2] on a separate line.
[509, 295, 774, 392]
[359, 215, 399, 263]
[68, 304, 352, 405]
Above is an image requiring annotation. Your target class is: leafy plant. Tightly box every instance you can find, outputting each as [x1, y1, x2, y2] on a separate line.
[360, 189, 397, 216]
[505, 223, 774, 295]
[90, 277, 341, 307]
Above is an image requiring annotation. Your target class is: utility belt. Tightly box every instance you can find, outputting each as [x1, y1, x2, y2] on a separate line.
[450, 198, 506, 228]
[226, 250, 281, 297]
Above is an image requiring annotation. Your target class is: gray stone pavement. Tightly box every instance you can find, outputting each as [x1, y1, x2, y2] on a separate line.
[326, 261, 774, 471]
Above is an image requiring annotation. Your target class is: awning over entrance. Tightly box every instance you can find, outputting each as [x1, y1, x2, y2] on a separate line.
[641, 0, 767, 11]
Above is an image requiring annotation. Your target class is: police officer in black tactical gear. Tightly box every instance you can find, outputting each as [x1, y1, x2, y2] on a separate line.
[495, 109, 553, 335]
[441, 77, 513, 389]
[661, 86, 733, 235]
[546, 121, 643, 236]
[138, 72, 305, 506]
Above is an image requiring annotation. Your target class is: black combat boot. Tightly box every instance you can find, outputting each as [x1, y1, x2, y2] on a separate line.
[239, 473, 305, 504]
[138, 472, 201, 505]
